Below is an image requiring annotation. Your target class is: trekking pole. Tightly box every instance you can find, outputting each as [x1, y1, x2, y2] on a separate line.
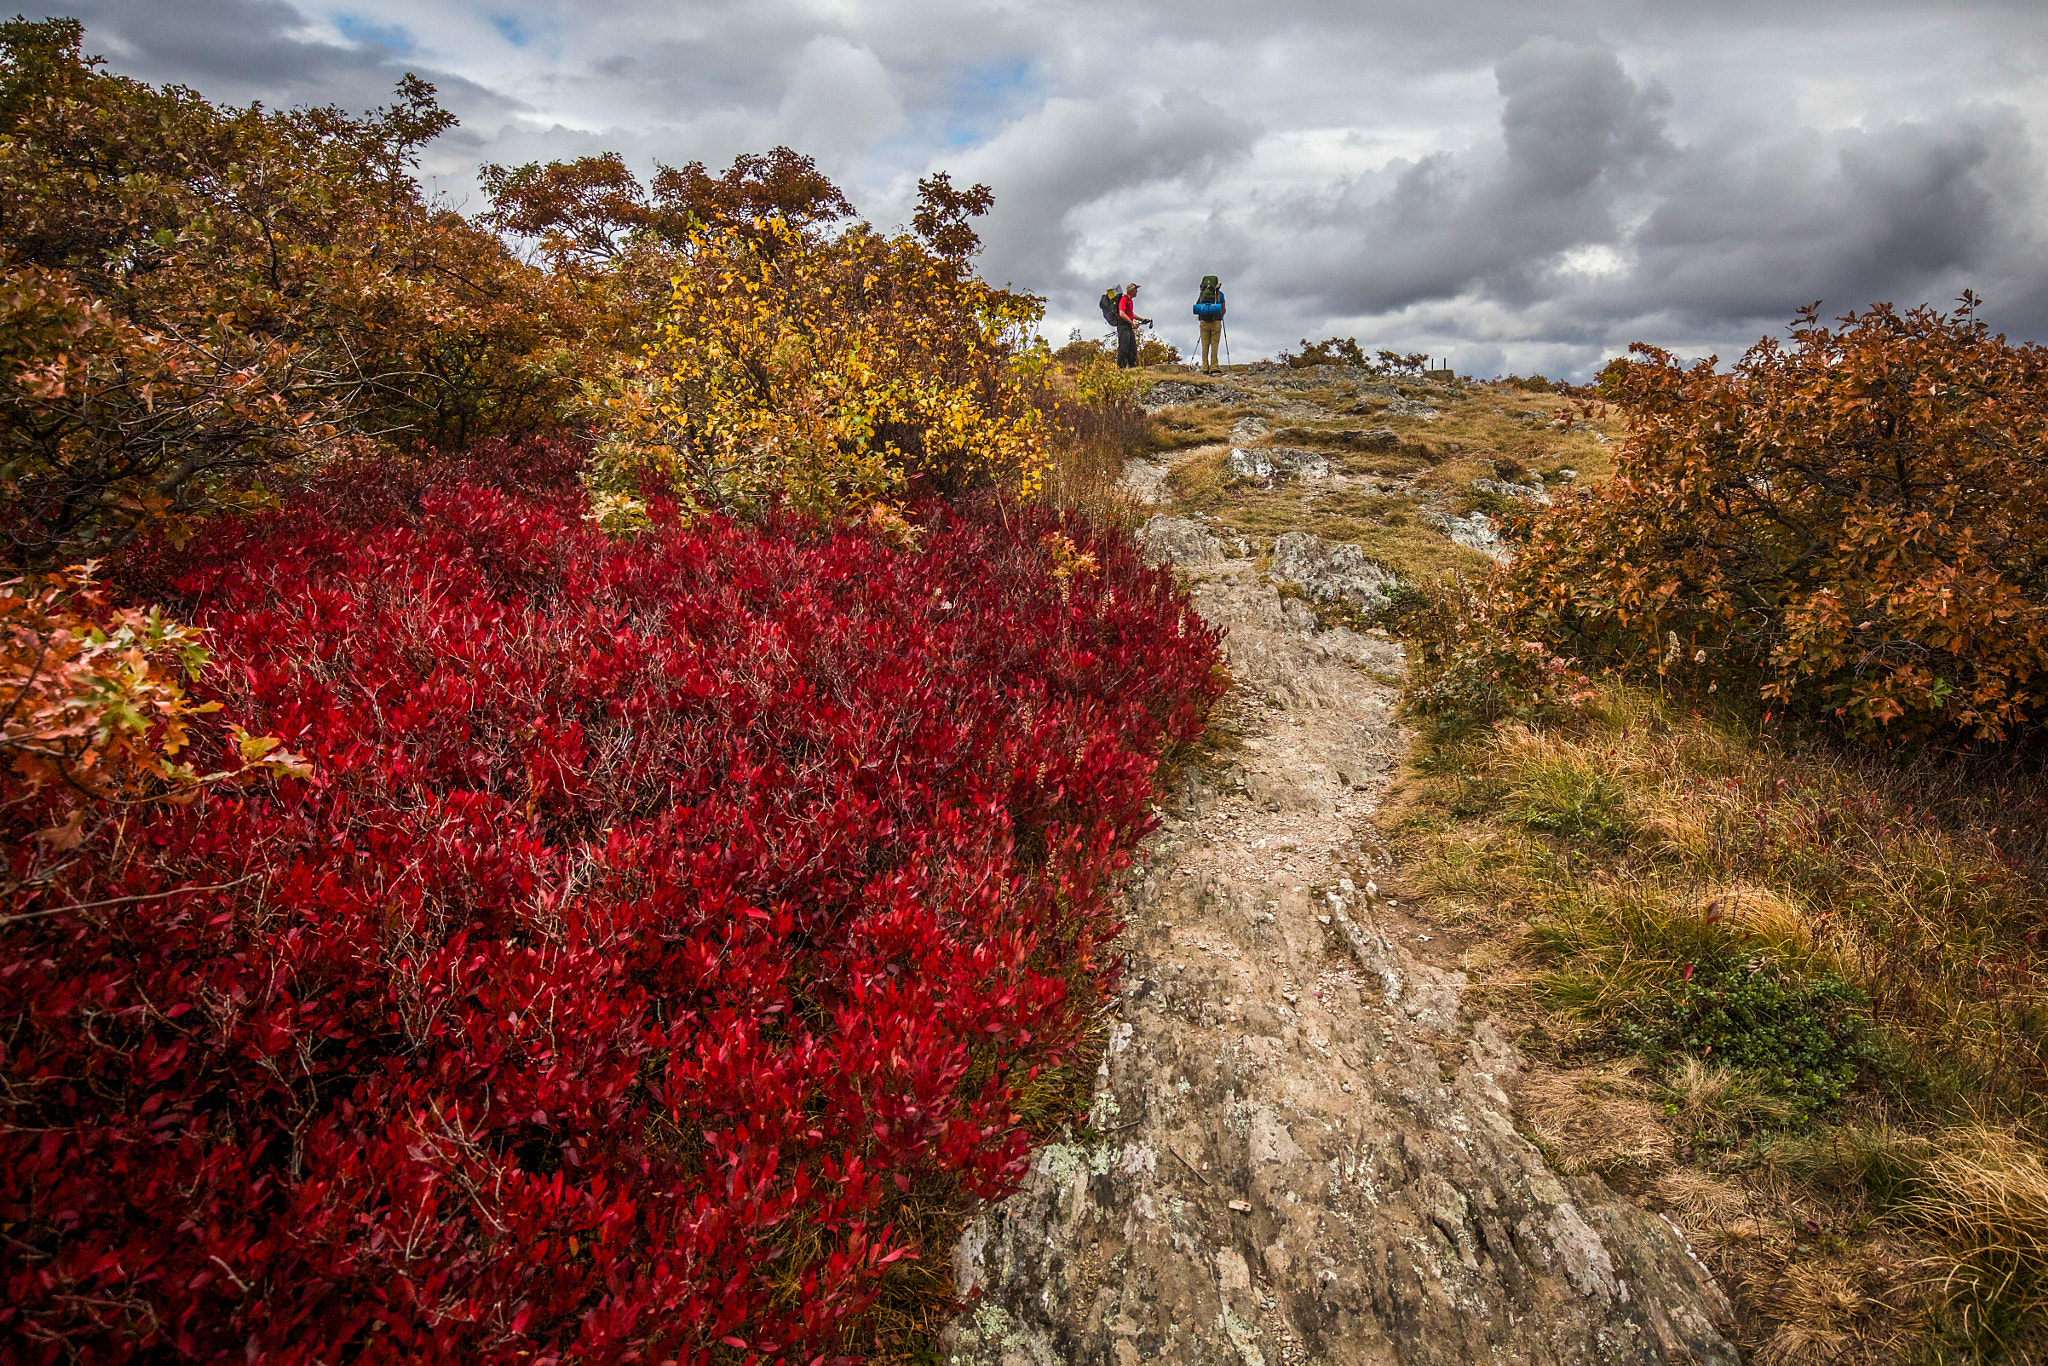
[1222, 320, 1232, 368]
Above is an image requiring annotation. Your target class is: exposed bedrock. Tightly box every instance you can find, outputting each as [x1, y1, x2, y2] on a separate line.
[946, 554, 1736, 1366]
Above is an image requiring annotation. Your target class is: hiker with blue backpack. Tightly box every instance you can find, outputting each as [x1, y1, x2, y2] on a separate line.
[1193, 275, 1225, 373]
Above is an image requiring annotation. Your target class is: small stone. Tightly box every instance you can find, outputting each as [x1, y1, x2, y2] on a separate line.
[1140, 514, 1225, 567]
[1229, 1199, 1253, 1213]
[1227, 447, 1274, 481]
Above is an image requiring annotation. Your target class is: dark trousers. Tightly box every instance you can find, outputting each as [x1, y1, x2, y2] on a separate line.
[1115, 321, 1137, 368]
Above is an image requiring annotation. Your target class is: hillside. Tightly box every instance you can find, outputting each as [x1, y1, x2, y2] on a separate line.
[9, 14, 2048, 1361]
[948, 347, 2048, 1366]
[947, 367, 1737, 1364]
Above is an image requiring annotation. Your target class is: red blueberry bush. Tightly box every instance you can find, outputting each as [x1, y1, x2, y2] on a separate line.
[0, 437, 1223, 1363]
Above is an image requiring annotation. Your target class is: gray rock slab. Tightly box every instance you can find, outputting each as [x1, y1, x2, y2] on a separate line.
[1141, 514, 1226, 567]
[1229, 448, 1275, 482]
[1311, 626, 1407, 674]
[1266, 448, 1332, 481]
[1470, 479, 1551, 505]
[944, 557, 1739, 1366]
[1268, 531, 1398, 612]
[1143, 381, 1246, 411]
[1255, 398, 1339, 422]
[1383, 397, 1441, 422]
[1421, 509, 1508, 562]
[1119, 458, 1170, 505]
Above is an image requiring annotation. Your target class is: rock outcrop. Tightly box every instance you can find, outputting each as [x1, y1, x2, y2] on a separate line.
[948, 518, 1736, 1366]
[1469, 478, 1551, 505]
[1142, 514, 1228, 567]
[1145, 381, 1247, 412]
[1382, 397, 1440, 422]
[1420, 510, 1508, 563]
[1268, 532, 1398, 612]
[1230, 448, 1275, 482]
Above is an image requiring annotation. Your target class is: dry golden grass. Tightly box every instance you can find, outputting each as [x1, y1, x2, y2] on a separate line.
[1128, 373, 1637, 590]
[1032, 388, 1149, 525]
[1137, 399, 1241, 456]
[1511, 1057, 1674, 1187]
[1422, 382, 1624, 481]
[1395, 679, 2048, 1360]
[1161, 444, 1496, 584]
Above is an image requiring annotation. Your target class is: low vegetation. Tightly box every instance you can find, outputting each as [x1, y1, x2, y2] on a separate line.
[1397, 300, 2048, 1362]
[1144, 369, 1620, 586]
[5, 439, 1223, 1359]
[11, 10, 2048, 1359]
[1501, 300, 2048, 741]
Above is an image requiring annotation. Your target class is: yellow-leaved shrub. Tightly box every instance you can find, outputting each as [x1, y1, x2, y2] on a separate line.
[587, 188, 1052, 518]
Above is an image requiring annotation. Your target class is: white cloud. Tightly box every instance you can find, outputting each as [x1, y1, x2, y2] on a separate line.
[775, 36, 904, 163]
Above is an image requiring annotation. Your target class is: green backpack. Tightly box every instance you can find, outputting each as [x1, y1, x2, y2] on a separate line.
[1197, 275, 1222, 305]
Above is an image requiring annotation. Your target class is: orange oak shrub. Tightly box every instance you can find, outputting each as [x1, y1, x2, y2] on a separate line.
[0, 18, 603, 562]
[1486, 299, 2048, 741]
[1, 564, 307, 900]
[1, 565, 214, 804]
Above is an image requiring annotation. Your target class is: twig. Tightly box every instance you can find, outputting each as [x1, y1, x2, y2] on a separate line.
[2, 872, 263, 926]
[1168, 1146, 1211, 1186]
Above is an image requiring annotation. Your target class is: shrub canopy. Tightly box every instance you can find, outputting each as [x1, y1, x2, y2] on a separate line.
[2, 441, 1224, 1360]
[0, 18, 599, 562]
[580, 170, 1052, 518]
[1502, 299, 2048, 741]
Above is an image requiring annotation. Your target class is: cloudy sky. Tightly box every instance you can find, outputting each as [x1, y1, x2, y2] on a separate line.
[66, 0, 2048, 377]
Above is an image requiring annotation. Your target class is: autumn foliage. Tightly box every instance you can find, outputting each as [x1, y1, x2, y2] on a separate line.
[0, 18, 1229, 1360]
[583, 170, 1051, 519]
[1417, 299, 2048, 742]
[0, 437, 1222, 1361]
[0, 19, 601, 563]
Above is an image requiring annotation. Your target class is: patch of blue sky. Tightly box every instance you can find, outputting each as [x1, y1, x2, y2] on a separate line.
[941, 58, 1036, 147]
[490, 11, 564, 56]
[332, 13, 415, 54]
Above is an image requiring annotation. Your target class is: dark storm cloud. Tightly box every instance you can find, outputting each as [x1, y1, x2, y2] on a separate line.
[67, 0, 512, 121]
[1145, 34, 2046, 370]
[1245, 38, 1674, 314]
[1616, 110, 2035, 327]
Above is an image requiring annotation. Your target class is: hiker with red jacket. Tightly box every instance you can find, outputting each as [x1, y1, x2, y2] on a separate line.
[1115, 282, 1149, 369]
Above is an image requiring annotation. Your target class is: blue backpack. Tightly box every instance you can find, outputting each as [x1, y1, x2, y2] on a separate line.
[1193, 275, 1223, 319]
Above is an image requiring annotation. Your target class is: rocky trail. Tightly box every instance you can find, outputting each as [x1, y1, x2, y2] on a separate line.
[943, 371, 1738, 1364]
